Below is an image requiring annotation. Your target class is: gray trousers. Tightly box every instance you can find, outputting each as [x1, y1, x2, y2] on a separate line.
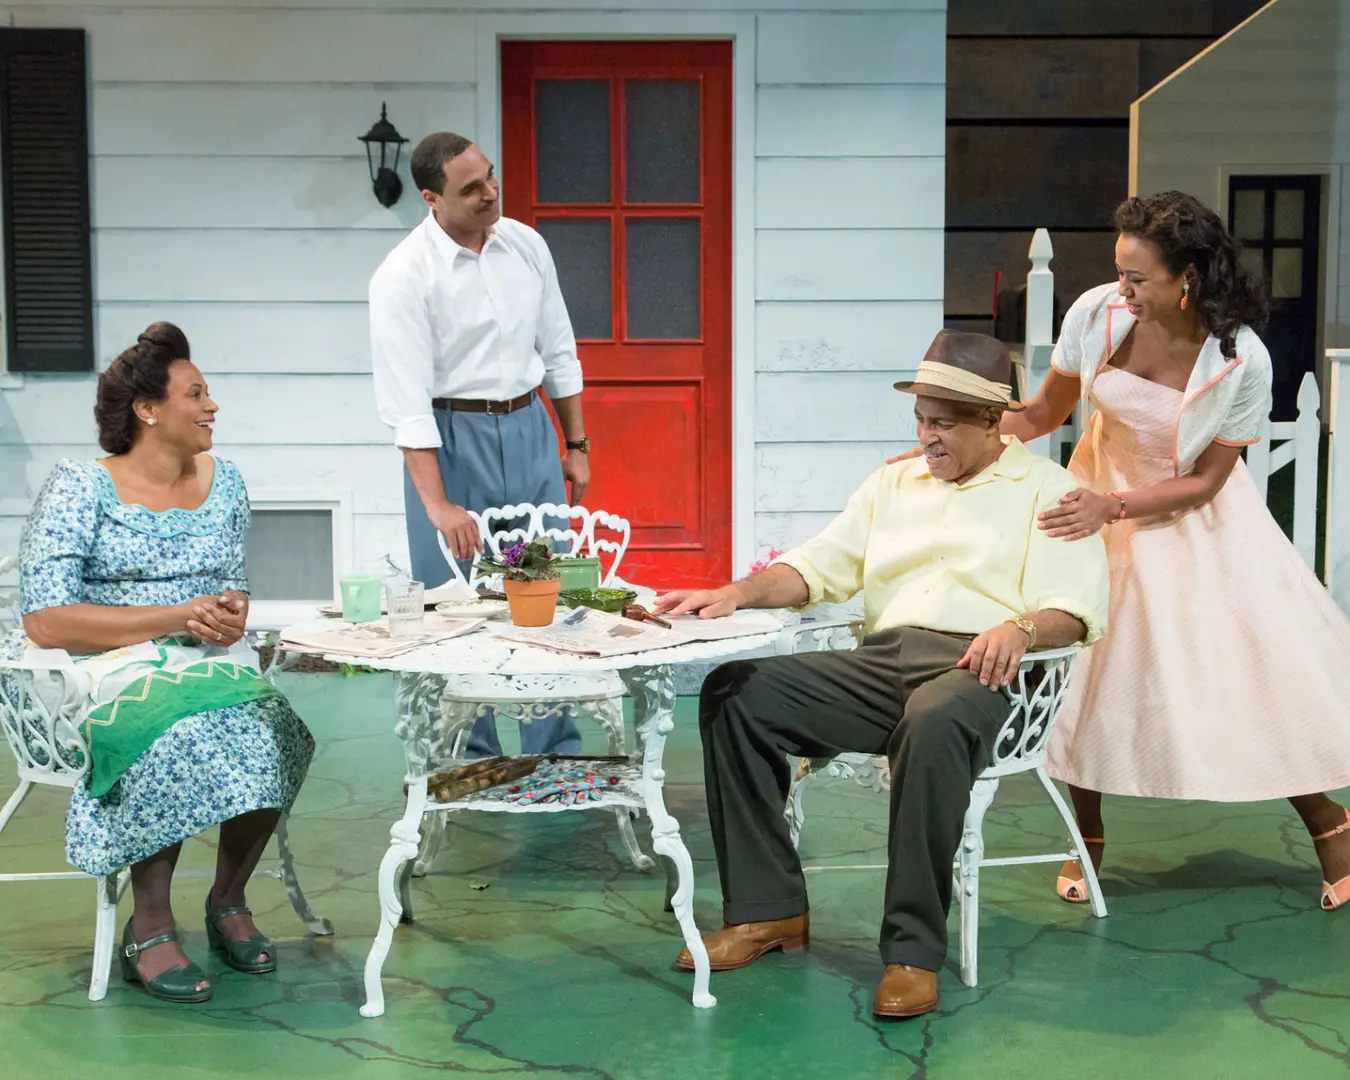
[403, 397, 581, 758]
[699, 626, 1010, 972]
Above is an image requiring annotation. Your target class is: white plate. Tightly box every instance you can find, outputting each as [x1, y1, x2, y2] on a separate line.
[435, 599, 510, 620]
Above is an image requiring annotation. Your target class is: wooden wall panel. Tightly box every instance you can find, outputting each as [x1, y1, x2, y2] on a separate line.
[948, 40, 1141, 120]
[945, 230, 1112, 316]
[947, 126, 1129, 230]
[948, 0, 1218, 37]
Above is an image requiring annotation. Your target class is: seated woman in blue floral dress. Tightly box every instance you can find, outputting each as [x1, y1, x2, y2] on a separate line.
[9, 322, 314, 1003]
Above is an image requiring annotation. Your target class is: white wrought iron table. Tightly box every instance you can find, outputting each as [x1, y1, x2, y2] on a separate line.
[275, 612, 857, 1018]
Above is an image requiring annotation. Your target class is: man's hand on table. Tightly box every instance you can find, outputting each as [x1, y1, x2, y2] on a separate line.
[957, 621, 1029, 691]
[652, 586, 741, 620]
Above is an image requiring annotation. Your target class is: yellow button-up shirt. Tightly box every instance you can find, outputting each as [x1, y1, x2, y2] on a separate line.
[773, 438, 1109, 643]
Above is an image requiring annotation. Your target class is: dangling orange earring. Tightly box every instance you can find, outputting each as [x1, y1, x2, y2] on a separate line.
[1180, 282, 1190, 311]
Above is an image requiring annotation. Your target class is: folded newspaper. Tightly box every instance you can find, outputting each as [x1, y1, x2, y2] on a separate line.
[279, 614, 485, 659]
[503, 607, 783, 659]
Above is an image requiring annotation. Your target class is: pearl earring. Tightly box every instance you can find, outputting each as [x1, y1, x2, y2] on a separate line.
[145, 417, 157, 426]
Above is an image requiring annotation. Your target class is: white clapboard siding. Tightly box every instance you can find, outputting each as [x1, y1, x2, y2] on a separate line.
[95, 231, 402, 303]
[756, 301, 944, 372]
[756, 372, 919, 444]
[756, 230, 944, 302]
[756, 158, 944, 230]
[93, 158, 427, 232]
[7, 444, 406, 516]
[755, 512, 839, 553]
[0, 1, 949, 590]
[756, 442, 912, 512]
[0, 375, 390, 446]
[97, 303, 373, 374]
[756, 85, 946, 158]
[19, 0, 941, 9]
[92, 85, 476, 158]
[11, 9, 478, 83]
[756, 11, 946, 85]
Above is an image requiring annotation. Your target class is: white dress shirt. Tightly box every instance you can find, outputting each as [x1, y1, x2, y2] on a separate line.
[368, 213, 584, 450]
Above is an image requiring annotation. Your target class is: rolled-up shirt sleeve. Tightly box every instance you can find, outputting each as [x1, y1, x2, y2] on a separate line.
[771, 469, 880, 608]
[531, 230, 584, 400]
[369, 260, 441, 450]
[1020, 474, 1110, 645]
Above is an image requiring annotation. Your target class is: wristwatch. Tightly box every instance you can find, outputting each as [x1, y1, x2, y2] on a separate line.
[565, 437, 591, 453]
[1009, 614, 1037, 651]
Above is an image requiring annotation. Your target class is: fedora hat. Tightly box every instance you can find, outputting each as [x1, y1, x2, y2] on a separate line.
[893, 330, 1023, 411]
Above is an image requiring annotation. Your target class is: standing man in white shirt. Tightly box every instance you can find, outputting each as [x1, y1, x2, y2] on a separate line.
[369, 131, 590, 757]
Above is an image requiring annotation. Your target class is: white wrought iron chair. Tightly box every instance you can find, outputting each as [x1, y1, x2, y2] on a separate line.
[0, 652, 333, 1002]
[787, 646, 1106, 987]
[414, 502, 649, 876]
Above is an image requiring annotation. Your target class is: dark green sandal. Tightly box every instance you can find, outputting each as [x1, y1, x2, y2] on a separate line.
[205, 897, 276, 974]
[119, 920, 212, 1003]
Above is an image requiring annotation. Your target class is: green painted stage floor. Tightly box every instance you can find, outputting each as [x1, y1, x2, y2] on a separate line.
[1, 672, 1346, 1079]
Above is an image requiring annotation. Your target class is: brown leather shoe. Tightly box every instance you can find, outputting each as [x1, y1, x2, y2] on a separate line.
[872, 964, 938, 1019]
[673, 915, 809, 972]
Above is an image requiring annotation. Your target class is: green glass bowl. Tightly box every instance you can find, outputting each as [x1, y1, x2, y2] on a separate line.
[560, 587, 637, 614]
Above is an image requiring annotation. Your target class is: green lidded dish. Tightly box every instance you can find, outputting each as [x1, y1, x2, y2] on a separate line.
[560, 587, 637, 614]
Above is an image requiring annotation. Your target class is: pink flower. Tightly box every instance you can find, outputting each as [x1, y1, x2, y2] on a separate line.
[749, 547, 786, 574]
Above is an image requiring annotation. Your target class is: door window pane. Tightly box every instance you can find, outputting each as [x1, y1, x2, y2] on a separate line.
[1239, 246, 1266, 285]
[625, 79, 700, 203]
[625, 217, 700, 339]
[1232, 189, 1264, 242]
[536, 79, 610, 203]
[1274, 189, 1305, 240]
[1272, 247, 1303, 299]
[536, 218, 612, 339]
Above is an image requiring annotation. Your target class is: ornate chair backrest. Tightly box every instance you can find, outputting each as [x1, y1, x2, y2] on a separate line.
[982, 647, 1077, 778]
[0, 555, 19, 635]
[0, 657, 90, 789]
[438, 503, 633, 589]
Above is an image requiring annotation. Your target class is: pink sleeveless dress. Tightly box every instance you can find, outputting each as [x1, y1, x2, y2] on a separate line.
[1045, 367, 1350, 801]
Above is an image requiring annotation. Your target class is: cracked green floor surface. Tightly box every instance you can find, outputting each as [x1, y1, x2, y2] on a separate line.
[1, 672, 1346, 1079]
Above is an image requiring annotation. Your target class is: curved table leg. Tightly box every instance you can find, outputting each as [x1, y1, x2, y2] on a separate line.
[623, 663, 715, 1009]
[360, 775, 426, 1018]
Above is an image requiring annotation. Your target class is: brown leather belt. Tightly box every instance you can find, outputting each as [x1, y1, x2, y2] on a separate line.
[432, 389, 537, 415]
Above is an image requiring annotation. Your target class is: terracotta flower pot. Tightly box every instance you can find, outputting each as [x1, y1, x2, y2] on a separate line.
[503, 576, 562, 627]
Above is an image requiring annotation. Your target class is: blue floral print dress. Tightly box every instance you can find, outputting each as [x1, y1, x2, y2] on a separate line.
[2, 458, 314, 877]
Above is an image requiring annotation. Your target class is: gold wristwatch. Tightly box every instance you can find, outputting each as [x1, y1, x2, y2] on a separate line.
[1010, 614, 1037, 651]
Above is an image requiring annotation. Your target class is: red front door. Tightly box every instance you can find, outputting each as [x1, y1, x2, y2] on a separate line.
[502, 40, 732, 588]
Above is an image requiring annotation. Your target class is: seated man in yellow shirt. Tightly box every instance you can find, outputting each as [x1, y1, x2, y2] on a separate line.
[654, 330, 1109, 1021]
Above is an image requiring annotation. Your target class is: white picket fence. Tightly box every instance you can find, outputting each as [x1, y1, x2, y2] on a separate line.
[1019, 229, 1321, 572]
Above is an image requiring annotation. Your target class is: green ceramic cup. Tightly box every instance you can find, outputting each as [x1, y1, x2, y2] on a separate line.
[556, 555, 602, 591]
[339, 574, 383, 623]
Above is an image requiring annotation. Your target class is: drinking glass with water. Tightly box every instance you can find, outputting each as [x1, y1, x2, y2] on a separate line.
[385, 579, 426, 638]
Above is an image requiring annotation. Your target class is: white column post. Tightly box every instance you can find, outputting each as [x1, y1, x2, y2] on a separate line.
[1022, 229, 1055, 459]
[1326, 350, 1350, 612]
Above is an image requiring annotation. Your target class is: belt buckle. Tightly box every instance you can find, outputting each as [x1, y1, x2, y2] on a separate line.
[486, 398, 509, 416]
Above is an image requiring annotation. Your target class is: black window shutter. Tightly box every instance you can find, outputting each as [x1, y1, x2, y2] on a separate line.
[0, 29, 93, 373]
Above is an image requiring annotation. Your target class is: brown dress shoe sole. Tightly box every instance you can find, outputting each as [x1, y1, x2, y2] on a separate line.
[674, 930, 808, 972]
[873, 997, 938, 1020]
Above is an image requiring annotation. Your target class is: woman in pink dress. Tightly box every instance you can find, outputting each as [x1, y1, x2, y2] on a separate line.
[1007, 191, 1350, 910]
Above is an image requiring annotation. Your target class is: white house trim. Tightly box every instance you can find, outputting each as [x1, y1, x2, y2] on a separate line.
[474, 11, 758, 578]
[247, 487, 355, 604]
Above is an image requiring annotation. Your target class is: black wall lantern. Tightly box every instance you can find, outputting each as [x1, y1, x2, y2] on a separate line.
[359, 102, 408, 208]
